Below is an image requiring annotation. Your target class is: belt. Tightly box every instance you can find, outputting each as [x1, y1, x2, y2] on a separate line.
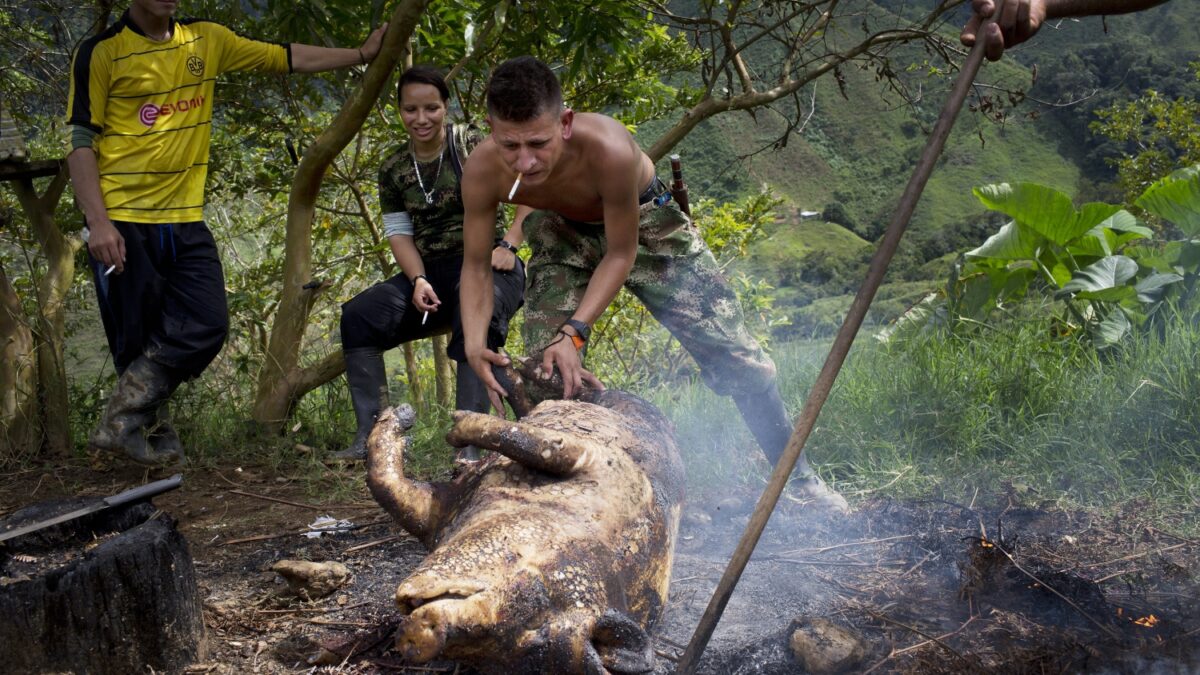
[637, 176, 672, 207]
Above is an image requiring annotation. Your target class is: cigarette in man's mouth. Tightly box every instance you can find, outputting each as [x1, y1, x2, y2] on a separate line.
[103, 264, 117, 276]
[507, 173, 522, 201]
[422, 310, 429, 326]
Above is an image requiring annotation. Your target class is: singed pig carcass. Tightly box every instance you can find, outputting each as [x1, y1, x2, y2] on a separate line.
[366, 370, 685, 674]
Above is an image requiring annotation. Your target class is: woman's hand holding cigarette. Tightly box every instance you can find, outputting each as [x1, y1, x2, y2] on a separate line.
[411, 276, 441, 315]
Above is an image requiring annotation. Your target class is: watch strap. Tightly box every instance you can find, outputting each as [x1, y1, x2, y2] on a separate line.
[563, 318, 591, 343]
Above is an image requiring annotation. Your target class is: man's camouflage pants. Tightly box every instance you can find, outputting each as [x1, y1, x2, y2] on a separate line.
[522, 200, 777, 397]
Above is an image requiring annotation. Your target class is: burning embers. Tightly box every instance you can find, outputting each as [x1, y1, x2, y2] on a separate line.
[1132, 613, 1160, 628]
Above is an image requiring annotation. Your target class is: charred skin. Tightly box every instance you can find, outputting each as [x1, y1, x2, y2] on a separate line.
[380, 391, 684, 673]
[485, 357, 601, 420]
[366, 405, 457, 548]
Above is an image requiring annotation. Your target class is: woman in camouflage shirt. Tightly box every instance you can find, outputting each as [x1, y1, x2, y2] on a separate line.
[336, 66, 525, 462]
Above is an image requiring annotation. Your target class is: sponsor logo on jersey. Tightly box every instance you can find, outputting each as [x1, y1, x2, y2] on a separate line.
[138, 103, 159, 127]
[187, 55, 205, 78]
[138, 95, 207, 127]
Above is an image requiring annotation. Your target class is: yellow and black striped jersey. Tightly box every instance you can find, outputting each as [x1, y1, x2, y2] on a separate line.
[67, 11, 291, 223]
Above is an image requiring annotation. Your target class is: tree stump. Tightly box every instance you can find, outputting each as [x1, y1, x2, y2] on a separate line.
[0, 498, 206, 673]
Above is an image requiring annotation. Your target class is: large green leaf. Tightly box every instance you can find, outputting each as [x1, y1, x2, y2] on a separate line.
[1039, 251, 1073, 288]
[965, 220, 1044, 261]
[973, 183, 1121, 246]
[1071, 232, 1111, 258]
[876, 293, 947, 343]
[1153, 240, 1200, 273]
[1095, 210, 1150, 235]
[1135, 165, 1200, 237]
[1073, 210, 1152, 257]
[958, 272, 998, 320]
[1056, 256, 1140, 301]
[1135, 272, 1185, 303]
[997, 266, 1037, 304]
[1091, 308, 1131, 348]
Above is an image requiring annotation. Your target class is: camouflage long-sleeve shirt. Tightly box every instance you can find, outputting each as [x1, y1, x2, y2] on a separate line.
[377, 123, 505, 260]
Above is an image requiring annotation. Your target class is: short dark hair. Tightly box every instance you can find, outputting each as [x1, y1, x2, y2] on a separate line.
[486, 56, 562, 122]
[397, 65, 450, 106]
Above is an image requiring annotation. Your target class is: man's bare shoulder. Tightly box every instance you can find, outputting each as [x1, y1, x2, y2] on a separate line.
[463, 137, 503, 188]
[462, 138, 509, 210]
[572, 113, 641, 166]
[574, 113, 634, 143]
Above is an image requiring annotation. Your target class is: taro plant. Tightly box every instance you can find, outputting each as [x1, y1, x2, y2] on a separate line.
[883, 164, 1200, 346]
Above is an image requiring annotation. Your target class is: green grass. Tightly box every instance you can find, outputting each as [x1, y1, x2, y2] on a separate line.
[48, 263, 1200, 531]
[657, 300, 1200, 529]
[753, 219, 870, 264]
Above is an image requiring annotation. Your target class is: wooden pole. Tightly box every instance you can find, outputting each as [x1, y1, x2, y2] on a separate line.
[674, 7, 1003, 672]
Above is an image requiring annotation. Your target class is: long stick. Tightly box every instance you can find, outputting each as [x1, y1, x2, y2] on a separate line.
[675, 11, 1003, 674]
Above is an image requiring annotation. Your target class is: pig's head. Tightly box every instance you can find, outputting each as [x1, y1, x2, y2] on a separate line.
[393, 563, 656, 674]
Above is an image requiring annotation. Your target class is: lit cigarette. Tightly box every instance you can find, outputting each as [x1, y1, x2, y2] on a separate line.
[422, 310, 429, 325]
[103, 264, 117, 276]
[507, 173, 522, 201]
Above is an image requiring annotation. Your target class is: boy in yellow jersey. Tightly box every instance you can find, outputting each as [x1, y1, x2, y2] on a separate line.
[66, 0, 385, 466]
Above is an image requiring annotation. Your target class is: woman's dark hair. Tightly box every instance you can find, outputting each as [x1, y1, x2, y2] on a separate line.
[397, 65, 450, 106]
[486, 56, 562, 122]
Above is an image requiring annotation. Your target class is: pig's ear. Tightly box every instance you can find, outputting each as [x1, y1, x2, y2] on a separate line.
[447, 411, 587, 477]
[591, 609, 654, 674]
[490, 361, 532, 418]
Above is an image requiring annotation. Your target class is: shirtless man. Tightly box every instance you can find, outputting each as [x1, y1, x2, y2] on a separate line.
[961, 0, 1169, 61]
[458, 56, 848, 511]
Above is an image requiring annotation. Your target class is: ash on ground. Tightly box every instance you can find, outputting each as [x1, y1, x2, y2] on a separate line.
[4, 468, 1196, 674]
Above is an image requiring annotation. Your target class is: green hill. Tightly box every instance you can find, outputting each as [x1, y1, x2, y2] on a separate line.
[639, 0, 1199, 338]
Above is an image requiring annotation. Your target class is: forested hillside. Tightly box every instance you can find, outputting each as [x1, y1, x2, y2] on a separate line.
[644, 0, 1199, 336]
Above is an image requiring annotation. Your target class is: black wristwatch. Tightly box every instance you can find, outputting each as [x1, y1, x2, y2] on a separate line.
[562, 319, 591, 346]
[495, 239, 518, 253]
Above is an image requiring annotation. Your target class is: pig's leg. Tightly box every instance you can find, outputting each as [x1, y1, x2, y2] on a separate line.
[366, 405, 447, 546]
[446, 411, 592, 476]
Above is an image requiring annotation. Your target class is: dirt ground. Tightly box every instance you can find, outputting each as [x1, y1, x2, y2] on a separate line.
[2, 463, 1198, 674]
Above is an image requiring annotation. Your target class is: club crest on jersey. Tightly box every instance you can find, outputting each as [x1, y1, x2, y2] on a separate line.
[187, 55, 205, 78]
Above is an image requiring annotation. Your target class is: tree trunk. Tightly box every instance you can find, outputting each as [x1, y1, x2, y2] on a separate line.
[0, 260, 38, 460]
[0, 500, 206, 673]
[403, 342, 424, 413]
[8, 162, 73, 457]
[432, 333, 452, 409]
[252, 0, 431, 433]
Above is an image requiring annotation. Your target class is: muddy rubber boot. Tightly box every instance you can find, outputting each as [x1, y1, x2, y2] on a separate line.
[732, 382, 850, 514]
[452, 365, 491, 464]
[332, 348, 388, 462]
[89, 357, 184, 466]
[147, 401, 185, 464]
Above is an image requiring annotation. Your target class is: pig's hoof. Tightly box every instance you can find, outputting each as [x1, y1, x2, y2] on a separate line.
[787, 474, 851, 514]
[381, 404, 417, 431]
